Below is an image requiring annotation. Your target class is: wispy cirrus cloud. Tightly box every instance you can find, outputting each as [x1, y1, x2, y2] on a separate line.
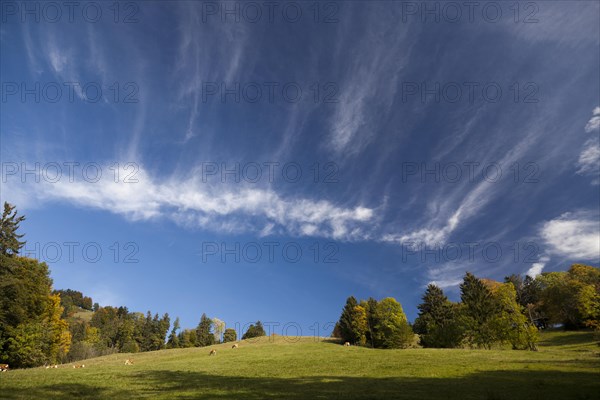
[4, 163, 375, 241]
[48, 46, 68, 73]
[382, 127, 542, 248]
[425, 260, 469, 290]
[585, 107, 600, 133]
[509, 2, 599, 46]
[173, 3, 250, 144]
[577, 107, 600, 185]
[577, 139, 600, 184]
[327, 8, 415, 157]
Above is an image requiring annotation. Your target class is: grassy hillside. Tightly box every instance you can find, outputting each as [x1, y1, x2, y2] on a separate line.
[71, 309, 94, 322]
[1, 330, 599, 400]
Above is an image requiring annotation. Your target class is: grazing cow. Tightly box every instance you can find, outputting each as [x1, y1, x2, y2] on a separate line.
[45, 365, 59, 369]
[73, 364, 85, 369]
[231, 343, 238, 349]
[344, 342, 350, 346]
[0, 364, 8, 372]
[209, 349, 217, 356]
[125, 359, 134, 365]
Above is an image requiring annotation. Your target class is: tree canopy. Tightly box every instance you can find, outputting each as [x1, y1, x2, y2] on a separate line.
[242, 321, 266, 340]
[336, 296, 413, 349]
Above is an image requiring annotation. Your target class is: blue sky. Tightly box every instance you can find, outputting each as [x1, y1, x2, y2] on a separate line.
[1, 1, 599, 335]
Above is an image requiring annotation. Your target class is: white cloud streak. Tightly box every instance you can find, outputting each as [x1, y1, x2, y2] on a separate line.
[174, 3, 249, 144]
[585, 107, 600, 133]
[577, 107, 600, 184]
[577, 139, 600, 184]
[382, 132, 537, 248]
[5, 164, 375, 241]
[327, 10, 415, 156]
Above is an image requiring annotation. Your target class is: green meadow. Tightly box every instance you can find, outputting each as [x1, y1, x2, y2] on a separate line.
[1, 330, 599, 399]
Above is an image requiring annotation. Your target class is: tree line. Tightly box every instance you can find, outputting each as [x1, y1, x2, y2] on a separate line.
[167, 317, 266, 349]
[334, 266, 600, 350]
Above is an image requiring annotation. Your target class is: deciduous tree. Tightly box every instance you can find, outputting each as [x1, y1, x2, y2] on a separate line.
[212, 318, 225, 343]
[223, 328, 237, 343]
[371, 297, 413, 349]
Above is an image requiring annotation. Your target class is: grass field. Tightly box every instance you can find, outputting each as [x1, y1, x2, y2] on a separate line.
[1, 330, 599, 399]
[71, 309, 94, 323]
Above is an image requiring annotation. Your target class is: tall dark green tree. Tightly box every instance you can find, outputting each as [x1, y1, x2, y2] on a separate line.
[521, 275, 543, 307]
[167, 317, 181, 348]
[414, 284, 447, 333]
[178, 329, 197, 348]
[196, 313, 214, 347]
[0, 202, 26, 256]
[242, 321, 266, 339]
[460, 272, 499, 349]
[363, 297, 378, 347]
[337, 296, 359, 343]
[414, 284, 463, 348]
[153, 313, 170, 351]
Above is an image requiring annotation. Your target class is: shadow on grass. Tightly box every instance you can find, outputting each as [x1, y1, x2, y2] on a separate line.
[2, 369, 599, 400]
[0, 382, 130, 400]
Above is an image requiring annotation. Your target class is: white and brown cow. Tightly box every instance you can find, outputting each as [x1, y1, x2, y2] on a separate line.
[125, 359, 134, 365]
[0, 364, 8, 372]
[344, 342, 350, 346]
[209, 349, 217, 356]
[231, 343, 239, 349]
